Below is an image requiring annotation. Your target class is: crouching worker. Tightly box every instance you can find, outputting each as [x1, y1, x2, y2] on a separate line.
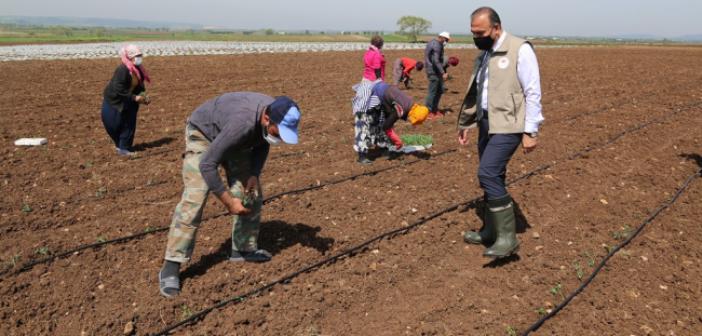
[354, 82, 429, 164]
[159, 92, 301, 298]
[392, 57, 424, 89]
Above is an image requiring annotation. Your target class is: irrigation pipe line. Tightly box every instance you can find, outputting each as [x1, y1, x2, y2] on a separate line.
[0, 149, 457, 278]
[520, 168, 702, 336]
[147, 103, 699, 335]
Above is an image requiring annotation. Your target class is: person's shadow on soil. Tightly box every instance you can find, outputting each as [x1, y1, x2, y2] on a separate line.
[382, 148, 437, 161]
[181, 221, 334, 281]
[132, 137, 175, 152]
[680, 153, 702, 169]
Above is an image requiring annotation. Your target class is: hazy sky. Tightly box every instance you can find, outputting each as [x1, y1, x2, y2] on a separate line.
[3, 0, 701, 37]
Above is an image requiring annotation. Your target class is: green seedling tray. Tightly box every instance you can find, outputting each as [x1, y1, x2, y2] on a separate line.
[400, 134, 433, 147]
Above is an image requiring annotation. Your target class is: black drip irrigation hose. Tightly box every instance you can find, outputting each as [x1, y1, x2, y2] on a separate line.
[0, 149, 457, 278]
[520, 168, 702, 336]
[151, 196, 480, 336]
[148, 104, 699, 335]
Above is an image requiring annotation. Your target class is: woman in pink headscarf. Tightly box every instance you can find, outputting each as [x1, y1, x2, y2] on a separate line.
[101, 44, 151, 156]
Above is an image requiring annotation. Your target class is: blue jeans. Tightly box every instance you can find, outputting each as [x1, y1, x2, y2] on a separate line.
[425, 75, 445, 112]
[101, 98, 139, 150]
[477, 116, 522, 200]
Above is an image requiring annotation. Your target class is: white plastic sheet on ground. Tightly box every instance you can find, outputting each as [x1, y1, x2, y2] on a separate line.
[0, 41, 482, 62]
[14, 138, 48, 146]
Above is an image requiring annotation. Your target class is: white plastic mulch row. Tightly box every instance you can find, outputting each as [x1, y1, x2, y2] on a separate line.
[0, 41, 482, 61]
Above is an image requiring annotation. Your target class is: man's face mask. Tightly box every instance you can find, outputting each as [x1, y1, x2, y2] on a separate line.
[262, 123, 281, 145]
[473, 26, 496, 51]
[133, 56, 143, 66]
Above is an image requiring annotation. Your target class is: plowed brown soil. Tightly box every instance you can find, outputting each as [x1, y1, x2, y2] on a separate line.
[1, 46, 701, 336]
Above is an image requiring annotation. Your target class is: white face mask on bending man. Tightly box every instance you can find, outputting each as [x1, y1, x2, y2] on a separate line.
[263, 99, 301, 146]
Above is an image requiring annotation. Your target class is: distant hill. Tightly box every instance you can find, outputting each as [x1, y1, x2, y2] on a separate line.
[612, 33, 702, 42]
[678, 34, 702, 42]
[0, 15, 202, 30]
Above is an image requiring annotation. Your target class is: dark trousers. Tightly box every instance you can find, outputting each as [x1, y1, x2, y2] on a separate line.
[425, 75, 445, 112]
[101, 98, 139, 150]
[477, 116, 522, 200]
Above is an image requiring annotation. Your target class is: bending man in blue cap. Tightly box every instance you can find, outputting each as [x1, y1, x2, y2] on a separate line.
[159, 92, 301, 298]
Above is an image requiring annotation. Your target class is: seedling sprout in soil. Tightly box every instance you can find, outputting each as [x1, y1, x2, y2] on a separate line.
[400, 134, 433, 146]
[21, 203, 32, 213]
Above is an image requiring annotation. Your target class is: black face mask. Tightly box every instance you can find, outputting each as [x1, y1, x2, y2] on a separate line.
[473, 35, 494, 50]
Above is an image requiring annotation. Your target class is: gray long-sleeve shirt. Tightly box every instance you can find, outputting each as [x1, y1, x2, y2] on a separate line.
[424, 38, 445, 76]
[188, 92, 273, 195]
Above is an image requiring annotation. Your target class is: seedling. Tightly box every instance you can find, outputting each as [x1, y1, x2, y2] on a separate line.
[35, 247, 50, 256]
[8, 254, 21, 267]
[304, 326, 321, 336]
[583, 251, 596, 267]
[400, 134, 433, 146]
[138, 91, 151, 104]
[96, 235, 107, 243]
[144, 226, 156, 233]
[180, 304, 193, 319]
[611, 225, 634, 241]
[550, 283, 563, 298]
[506, 325, 517, 336]
[241, 189, 256, 209]
[95, 186, 107, 198]
[21, 203, 32, 213]
[535, 307, 547, 316]
[573, 261, 584, 280]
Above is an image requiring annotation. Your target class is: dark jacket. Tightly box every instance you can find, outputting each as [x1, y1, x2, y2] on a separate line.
[372, 83, 413, 130]
[103, 64, 145, 112]
[424, 38, 445, 77]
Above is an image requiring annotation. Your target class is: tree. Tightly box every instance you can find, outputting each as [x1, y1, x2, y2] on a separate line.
[397, 16, 431, 42]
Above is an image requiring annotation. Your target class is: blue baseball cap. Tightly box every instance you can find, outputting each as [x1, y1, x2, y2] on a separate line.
[268, 96, 301, 144]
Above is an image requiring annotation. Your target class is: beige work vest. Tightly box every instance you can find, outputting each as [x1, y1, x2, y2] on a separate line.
[457, 33, 531, 134]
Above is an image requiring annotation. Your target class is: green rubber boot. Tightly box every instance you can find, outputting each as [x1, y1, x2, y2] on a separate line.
[463, 223, 495, 245]
[483, 196, 520, 258]
[463, 201, 495, 245]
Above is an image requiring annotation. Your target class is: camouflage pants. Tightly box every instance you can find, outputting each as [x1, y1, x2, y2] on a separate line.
[164, 124, 263, 263]
[353, 109, 390, 153]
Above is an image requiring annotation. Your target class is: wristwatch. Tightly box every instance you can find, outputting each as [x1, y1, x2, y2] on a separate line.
[524, 131, 539, 138]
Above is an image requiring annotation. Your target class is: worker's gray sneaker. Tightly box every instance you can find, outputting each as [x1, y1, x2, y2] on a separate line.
[229, 249, 272, 263]
[116, 148, 136, 156]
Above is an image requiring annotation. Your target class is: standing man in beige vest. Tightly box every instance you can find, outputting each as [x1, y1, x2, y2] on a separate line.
[457, 7, 544, 258]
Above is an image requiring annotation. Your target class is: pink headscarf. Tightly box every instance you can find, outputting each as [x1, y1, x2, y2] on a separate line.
[119, 44, 151, 84]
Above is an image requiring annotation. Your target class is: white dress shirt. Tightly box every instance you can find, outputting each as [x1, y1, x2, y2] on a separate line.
[479, 32, 544, 133]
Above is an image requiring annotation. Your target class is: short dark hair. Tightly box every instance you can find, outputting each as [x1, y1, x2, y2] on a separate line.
[370, 35, 384, 48]
[471, 6, 501, 26]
